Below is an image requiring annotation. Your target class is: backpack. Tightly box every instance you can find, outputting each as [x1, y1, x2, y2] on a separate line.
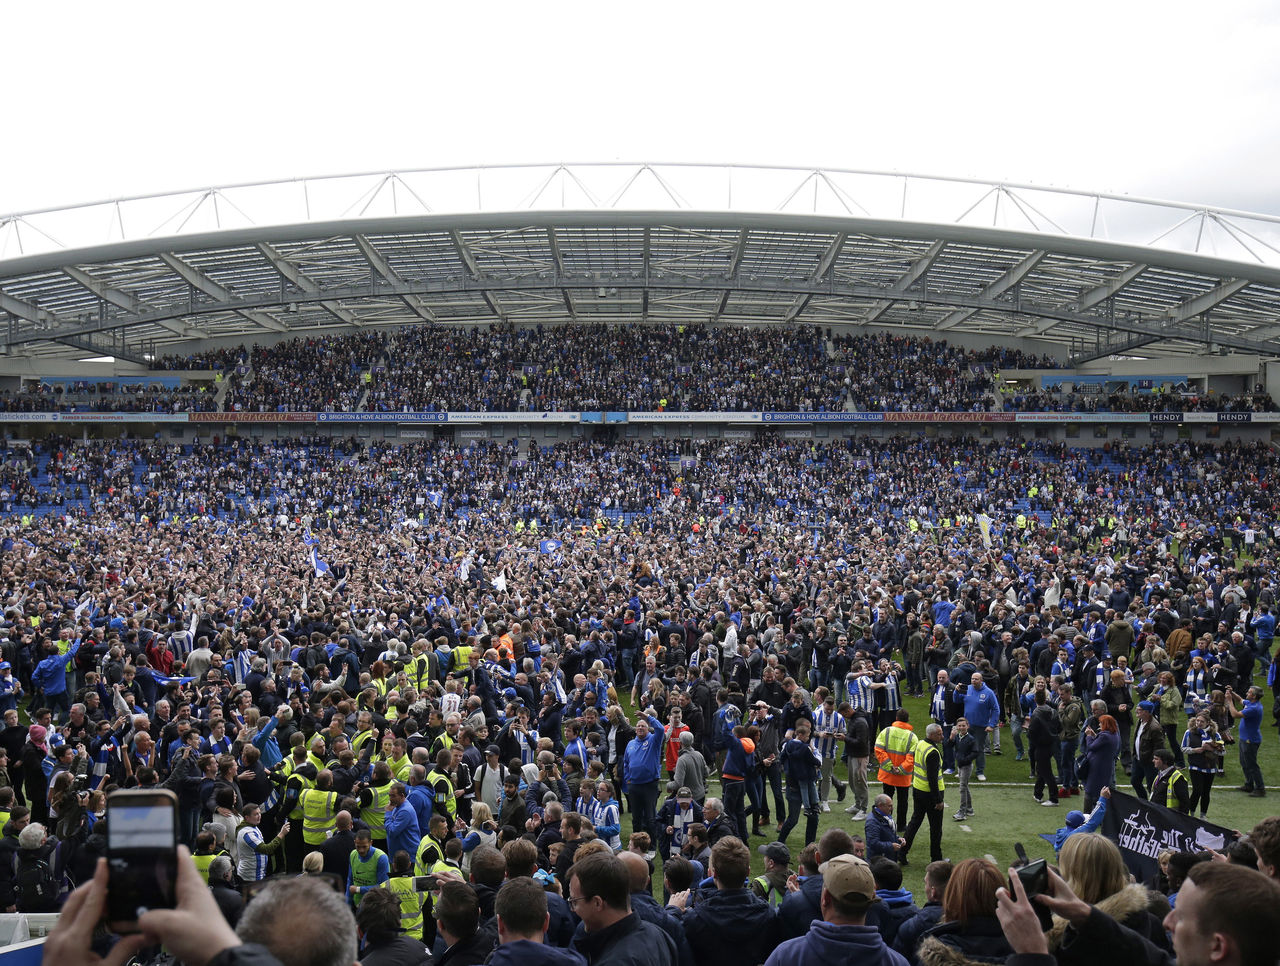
[17, 853, 59, 911]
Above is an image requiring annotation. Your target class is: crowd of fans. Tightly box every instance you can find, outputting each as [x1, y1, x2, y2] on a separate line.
[0, 428, 1275, 966]
[1003, 389, 1277, 414]
[222, 334, 386, 413]
[3, 326, 1274, 416]
[0, 382, 218, 414]
[155, 346, 245, 371]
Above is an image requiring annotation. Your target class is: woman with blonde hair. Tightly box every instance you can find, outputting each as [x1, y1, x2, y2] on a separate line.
[454, 801, 498, 875]
[918, 858, 1012, 965]
[1183, 656, 1210, 715]
[1051, 833, 1171, 960]
[1154, 670, 1184, 765]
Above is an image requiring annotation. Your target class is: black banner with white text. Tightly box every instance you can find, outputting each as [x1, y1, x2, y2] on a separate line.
[1100, 791, 1236, 881]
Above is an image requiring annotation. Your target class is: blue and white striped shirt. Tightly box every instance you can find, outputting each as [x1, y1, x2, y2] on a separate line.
[813, 708, 841, 760]
[879, 672, 902, 711]
[930, 684, 950, 722]
[237, 826, 270, 881]
[847, 675, 875, 713]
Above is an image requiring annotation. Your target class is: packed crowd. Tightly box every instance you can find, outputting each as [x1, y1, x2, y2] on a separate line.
[1003, 389, 1277, 414]
[0, 434, 1276, 545]
[0, 429, 1275, 966]
[3, 325, 1269, 416]
[0, 383, 218, 414]
[222, 334, 386, 413]
[155, 347, 245, 371]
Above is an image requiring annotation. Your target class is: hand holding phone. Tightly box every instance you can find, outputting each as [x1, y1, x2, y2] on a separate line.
[1011, 843, 1053, 931]
[106, 789, 180, 933]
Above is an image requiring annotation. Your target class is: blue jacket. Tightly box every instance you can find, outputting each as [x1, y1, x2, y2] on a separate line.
[621, 717, 665, 789]
[1054, 796, 1108, 854]
[721, 731, 752, 781]
[874, 889, 918, 947]
[383, 801, 420, 861]
[777, 873, 824, 940]
[630, 891, 695, 966]
[780, 737, 820, 783]
[1252, 612, 1276, 641]
[954, 682, 1000, 730]
[865, 807, 900, 861]
[679, 888, 779, 966]
[251, 716, 283, 769]
[572, 912, 676, 966]
[766, 920, 908, 966]
[490, 940, 586, 966]
[33, 643, 79, 696]
[406, 784, 435, 834]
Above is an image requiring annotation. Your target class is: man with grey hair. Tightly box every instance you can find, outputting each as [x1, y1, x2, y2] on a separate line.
[15, 823, 57, 913]
[900, 723, 945, 865]
[208, 854, 244, 927]
[672, 730, 709, 803]
[701, 796, 733, 845]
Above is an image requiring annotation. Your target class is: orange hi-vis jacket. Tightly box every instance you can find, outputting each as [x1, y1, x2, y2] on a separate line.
[874, 721, 918, 787]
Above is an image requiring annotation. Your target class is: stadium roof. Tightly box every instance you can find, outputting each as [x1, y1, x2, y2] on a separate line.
[2, 163, 1280, 367]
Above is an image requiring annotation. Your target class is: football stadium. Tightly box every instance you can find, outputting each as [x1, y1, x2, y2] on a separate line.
[5, 162, 1280, 966]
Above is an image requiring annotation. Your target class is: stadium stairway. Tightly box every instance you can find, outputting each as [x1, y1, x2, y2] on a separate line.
[213, 373, 235, 410]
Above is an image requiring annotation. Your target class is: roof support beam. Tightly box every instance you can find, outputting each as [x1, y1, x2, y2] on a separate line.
[1069, 277, 1252, 364]
[1022, 262, 1149, 337]
[546, 228, 576, 319]
[256, 243, 360, 327]
[860, 240, 948, 326]
[0, 290, 54, 326]
[158, 253, 288, 333]
[784, 232, 847, 323]
[10, 270, 1279, 358]
[449, 231, 503, 319]
[934, 250, 1047, 331]
[1165, 277, 1250, 324]
[351, 235, 437, 323]
[712, 229, 750, 323]
[63, 265, 195, 338]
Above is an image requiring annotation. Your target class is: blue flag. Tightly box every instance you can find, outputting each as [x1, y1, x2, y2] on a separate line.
[310, 546, 331, 577]
[539, 539, 563, 554]
[427, 492, 443, 509]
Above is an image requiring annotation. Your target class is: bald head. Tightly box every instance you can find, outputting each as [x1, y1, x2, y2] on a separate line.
[618, 849, 650, 892]
[334, 810, 352, 831]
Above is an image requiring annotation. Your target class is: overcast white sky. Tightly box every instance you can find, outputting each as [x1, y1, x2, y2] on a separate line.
[3, 0, 1278, 216]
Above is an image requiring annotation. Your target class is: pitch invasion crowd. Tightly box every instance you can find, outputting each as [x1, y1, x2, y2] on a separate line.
[0, 430, 1278, 966]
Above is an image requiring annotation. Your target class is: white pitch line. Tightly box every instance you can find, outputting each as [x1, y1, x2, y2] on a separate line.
[959, 824, 974, 833]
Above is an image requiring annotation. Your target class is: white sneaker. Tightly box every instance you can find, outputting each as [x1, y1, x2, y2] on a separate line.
[845, 804, 860, 814]
[1041, 800, 1058, 807]
[942, 768, 954, 775]
[821, 802, 831, 813]
[953, 811, 965, 821]
[977, 774, 987, 781]
[849, 810, 867, 822]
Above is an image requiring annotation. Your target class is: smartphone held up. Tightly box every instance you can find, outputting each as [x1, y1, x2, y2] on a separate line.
[105, 788, 179, 933]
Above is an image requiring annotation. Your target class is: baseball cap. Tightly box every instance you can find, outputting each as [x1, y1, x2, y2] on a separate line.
[676, 786, 693, 802]
[485, 744, 501, 756]
[1137, 700, 1157, 713]
[1064, 810, 1087, 829]
[0, 662, 10, 670]
[818, 854, 877, 904]
[757, 842, 791, 865]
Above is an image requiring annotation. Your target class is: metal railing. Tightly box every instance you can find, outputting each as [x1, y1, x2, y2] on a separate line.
[2, 163, 1279, 267]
